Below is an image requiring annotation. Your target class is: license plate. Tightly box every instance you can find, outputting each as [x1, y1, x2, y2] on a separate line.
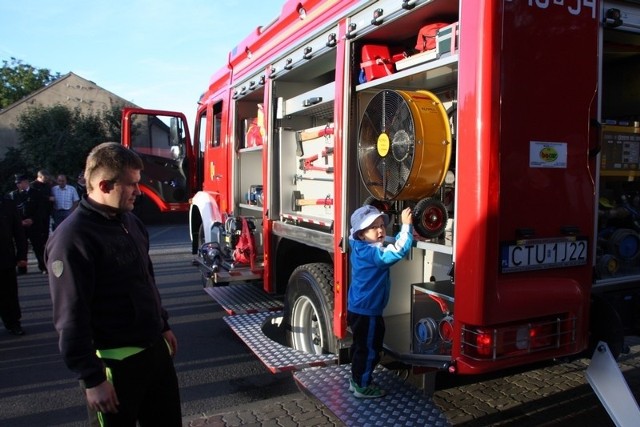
[500, 237, 588, 273]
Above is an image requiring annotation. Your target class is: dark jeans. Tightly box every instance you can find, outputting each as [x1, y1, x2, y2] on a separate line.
[0, 268, 21, 329]
[348, 311, 385, 387]
[88, 337, 182, 427]
[52, 209, 71, 231]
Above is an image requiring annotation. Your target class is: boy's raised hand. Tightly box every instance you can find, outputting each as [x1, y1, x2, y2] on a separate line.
[401, 207, 412, 225]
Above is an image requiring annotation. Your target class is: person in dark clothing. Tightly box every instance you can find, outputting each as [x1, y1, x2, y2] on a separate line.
[45, 142, 181, 426]
[75, 171, 88, 199]
[0, 195, 28, 336]
[10, 174, 50, 274]
[31, 169, 54, 232]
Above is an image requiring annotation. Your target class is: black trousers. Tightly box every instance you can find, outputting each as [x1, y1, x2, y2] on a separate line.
[90, 337, 181, 427]
[0, 267, 21, 329]
[348, 311, 385, 388]
[26, 226, 48, 272]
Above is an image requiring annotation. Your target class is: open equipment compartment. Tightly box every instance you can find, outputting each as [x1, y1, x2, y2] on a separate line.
[346, 0, 460, 363]
[274, 36, 337, 230]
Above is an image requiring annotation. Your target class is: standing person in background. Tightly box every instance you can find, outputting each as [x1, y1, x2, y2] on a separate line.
[32, 169, 55, 232]
[51, 174, 80, 231]
[75, 171, 87, 199]
[9, 174, 49, 274]
[0, 195, 28, 336]
[46, 142, 181, 426]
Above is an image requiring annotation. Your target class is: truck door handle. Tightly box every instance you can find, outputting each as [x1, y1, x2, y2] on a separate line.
[303, 97, 322, 107]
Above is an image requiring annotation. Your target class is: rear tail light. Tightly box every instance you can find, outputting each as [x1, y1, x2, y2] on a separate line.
[475, 330, 494, 357]
[461, 315, 576, 360]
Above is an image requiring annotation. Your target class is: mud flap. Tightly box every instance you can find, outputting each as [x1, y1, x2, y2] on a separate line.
[294, 364, 450, 426]
[585, 341, 640, 427]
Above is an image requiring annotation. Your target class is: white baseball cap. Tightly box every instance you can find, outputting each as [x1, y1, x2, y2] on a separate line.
[349, 205, 389, 239]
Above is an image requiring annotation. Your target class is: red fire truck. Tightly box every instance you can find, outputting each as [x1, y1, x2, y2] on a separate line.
[120, 108, 193, 218]
[123, 0, 640, 421]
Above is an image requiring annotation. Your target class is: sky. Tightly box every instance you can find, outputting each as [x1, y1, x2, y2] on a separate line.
[0, 0, 283, 127]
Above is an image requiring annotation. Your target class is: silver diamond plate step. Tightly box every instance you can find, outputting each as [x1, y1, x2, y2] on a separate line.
[224, 311, 338, 373]
[294, 364, 450, 426]
[204, 283, 283, 315]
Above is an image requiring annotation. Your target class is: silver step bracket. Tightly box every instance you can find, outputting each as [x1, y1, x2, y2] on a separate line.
[224, 310, 337, 373]
[294, 364, 450, 426]
[585, 341, 640, 427]
[204, 283, 283, 315]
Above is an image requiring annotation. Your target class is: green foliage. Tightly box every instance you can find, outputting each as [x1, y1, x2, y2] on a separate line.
[0, 147, 27, 195]
[15, 104, 123, 183]
[102, 104, 126, 141]
[0, 57, 61, 109]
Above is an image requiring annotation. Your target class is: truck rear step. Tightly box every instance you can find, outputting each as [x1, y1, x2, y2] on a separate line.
[203, 283, 283, 315]
[294, 364, 450, 426]
[224, 311, 337, 373]
[204, 283, 337, 372]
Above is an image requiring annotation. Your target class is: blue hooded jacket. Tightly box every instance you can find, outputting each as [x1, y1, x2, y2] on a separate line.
[348, 224, 413, 316]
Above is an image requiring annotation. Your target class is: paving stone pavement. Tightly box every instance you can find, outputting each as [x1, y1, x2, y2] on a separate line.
[183, 396, 344, 426]
[183, 337, 640, 427]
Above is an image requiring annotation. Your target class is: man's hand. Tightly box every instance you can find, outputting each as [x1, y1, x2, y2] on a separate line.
[16, 260, 28, 269]
[86, 380, 119, 414]
[163, 330, 178, 357]
[21, 218, 33, 227]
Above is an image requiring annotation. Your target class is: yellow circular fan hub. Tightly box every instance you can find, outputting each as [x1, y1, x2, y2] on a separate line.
[377, 133, 390, 157]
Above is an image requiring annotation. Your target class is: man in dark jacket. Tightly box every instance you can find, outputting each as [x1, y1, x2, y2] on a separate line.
[10, 173, 50, 274]
[45, 143, 181, 426]
[0, 195, 28, 336]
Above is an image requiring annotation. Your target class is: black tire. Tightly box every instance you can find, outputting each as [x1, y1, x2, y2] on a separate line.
[285, 263, 336, 354]
[198, 223, 206, 247]
[414, 197, 448, 238]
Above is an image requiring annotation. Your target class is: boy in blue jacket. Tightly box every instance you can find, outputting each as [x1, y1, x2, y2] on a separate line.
[348, 204, 413, 398]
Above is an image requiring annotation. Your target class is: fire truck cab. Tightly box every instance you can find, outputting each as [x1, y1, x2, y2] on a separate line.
[123, 0, 640, 421]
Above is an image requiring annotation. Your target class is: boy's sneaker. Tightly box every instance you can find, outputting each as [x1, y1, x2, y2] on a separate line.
[348, 378, 385, 399]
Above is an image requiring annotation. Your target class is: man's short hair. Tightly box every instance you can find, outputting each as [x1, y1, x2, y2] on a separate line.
[84, 142, 143, 192]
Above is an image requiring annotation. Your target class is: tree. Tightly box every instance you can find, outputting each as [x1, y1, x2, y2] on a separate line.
[16, 104, 122, 180]
[0, 147, 27, 195]
[0, 57, 61, 109]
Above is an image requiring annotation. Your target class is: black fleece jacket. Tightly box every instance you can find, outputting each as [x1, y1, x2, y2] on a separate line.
[45, 198, 170, 388]
[0, 196, 27, 269]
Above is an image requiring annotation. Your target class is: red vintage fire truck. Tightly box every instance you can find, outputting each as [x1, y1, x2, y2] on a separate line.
[123, 0, 640, 422]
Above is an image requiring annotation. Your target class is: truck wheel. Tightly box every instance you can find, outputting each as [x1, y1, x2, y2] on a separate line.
[285, 263, 336, 354]
[198, 223, 206, 247]
[413, 197, 448, 238]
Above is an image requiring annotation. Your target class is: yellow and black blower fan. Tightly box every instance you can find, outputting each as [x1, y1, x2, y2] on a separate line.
[357, 90, 452, 238]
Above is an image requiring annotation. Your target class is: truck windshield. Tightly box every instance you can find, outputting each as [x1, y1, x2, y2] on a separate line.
[129, 113, 186, 161]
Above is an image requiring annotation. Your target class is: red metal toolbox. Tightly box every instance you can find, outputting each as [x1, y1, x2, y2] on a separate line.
[360, 45, 405, 82]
